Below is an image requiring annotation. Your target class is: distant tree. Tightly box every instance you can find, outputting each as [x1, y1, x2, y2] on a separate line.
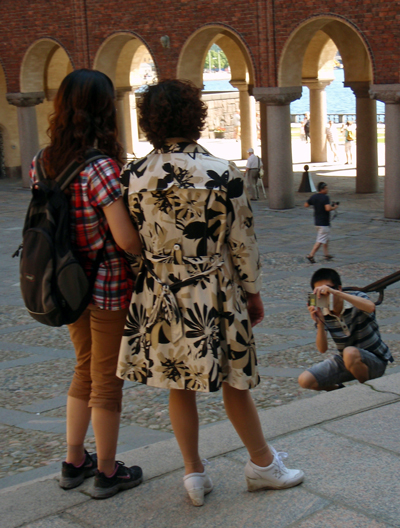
[204, 45, 229, 71]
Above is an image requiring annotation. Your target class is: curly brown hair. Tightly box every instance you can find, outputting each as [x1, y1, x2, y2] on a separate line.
[44, 69, 124, 178]
[137, 79, 207, 149]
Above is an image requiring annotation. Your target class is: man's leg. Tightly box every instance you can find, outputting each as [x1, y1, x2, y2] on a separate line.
[298, 370, 342, 392]
[298, 355, 355, 391]
[308, 241, 321, 258]
[342, 347, 369, 383]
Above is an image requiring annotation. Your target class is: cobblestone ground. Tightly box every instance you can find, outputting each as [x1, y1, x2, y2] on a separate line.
[1, 160, 400, 482]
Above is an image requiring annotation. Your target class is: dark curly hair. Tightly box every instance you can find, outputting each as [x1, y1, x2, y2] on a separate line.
[44, 69, 124, 178]
[137, 79, 207, 149]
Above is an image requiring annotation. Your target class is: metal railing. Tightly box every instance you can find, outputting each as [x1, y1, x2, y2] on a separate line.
[291, 114, 385, 124]
[343, 270, 400, 305]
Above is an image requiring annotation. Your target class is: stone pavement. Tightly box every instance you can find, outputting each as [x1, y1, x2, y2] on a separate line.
[1, 139, 400, 526]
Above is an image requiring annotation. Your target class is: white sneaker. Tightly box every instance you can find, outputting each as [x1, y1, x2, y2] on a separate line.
[245, 447, 304, 491]
[183, 460, 213, 506]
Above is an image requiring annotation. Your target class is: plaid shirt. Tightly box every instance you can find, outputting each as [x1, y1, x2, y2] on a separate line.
[30, 156, 133, 310]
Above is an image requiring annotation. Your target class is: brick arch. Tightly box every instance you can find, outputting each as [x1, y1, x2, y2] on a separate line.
[177, 24, 255, 89]
[279, 16, 373, 87]
[93, 31, 157, 90]
[20, 38, 73, 93]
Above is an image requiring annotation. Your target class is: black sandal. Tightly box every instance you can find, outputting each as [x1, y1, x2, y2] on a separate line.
[306, 255, 316, 264]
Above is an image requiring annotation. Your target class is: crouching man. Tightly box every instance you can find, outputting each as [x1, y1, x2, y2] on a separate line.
[298, 268, 393, 391]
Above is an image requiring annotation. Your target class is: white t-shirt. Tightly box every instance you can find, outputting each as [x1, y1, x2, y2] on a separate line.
[246, 153, 262, 169]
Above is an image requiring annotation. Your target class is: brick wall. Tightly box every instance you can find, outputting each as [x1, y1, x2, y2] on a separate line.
[0, 1, 399, 91]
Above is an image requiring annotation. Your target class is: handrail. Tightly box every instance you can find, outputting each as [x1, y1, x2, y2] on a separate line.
[343, 270, 400, 305]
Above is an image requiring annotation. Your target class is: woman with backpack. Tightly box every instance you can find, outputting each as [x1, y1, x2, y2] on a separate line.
[29, 69, 143, 499]
[116, 79, 304, 507]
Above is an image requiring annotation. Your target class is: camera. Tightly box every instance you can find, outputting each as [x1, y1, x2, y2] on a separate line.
[331, 201, 340, 206]
[308, 292, 333, 314]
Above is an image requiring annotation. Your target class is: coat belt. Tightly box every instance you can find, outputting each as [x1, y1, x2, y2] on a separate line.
[144, 251, 224, 343]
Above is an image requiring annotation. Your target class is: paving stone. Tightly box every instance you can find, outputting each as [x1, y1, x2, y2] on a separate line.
[0, 479, 89, 528]
[294, 505, 396, 528]
[66, 456, 329, 528]
[323, 401, 400, 454]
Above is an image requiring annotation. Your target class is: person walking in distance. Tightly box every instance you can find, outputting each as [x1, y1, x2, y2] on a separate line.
[117, 79, 304, 507]
[305, 182, 338, 263]
[325, 120, 339, 162]
[342, 121, 355, 164]
[233, 109, 241, 142]
[29, 69, 143, 500]
[244, 147, 263, 201]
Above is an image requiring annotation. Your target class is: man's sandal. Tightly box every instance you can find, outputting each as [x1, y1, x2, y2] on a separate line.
[306, 255, 316, 264]
[324, 255, 334, 261]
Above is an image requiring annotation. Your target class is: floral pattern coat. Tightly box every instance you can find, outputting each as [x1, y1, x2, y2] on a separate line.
[117, 141, 262, 392]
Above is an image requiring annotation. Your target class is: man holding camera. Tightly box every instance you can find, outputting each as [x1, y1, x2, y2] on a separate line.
[304, 182, 339, 264]
[298, 268, 392, 392]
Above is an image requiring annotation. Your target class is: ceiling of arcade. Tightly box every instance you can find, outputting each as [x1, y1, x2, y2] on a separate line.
[279, 18, 373, 87]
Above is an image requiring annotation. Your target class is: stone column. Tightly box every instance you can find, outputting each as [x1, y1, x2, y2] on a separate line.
[6, 92, 44, 188]
[303, 79, 332, 163]
[370, 84, 400, 218]
[346, 81, 378, 193]
[230, 81, 257, 159]
[253, 87, 302, 209]
[259, 101, 268, 187]
[116, 87, 133, 159]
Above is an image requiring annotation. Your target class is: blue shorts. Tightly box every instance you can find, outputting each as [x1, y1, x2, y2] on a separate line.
[307, 349, 387, 388]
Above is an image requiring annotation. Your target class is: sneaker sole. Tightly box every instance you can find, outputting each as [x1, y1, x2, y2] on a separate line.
[90, 474, 143, 500]
[246, 472, 304, 492]
[59, 467, 97, 490]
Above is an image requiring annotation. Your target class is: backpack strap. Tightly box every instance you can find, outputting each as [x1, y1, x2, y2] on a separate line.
[35, 148, 107, 190]
[35, 149, 47, 182]
[56, 149, 106, 191]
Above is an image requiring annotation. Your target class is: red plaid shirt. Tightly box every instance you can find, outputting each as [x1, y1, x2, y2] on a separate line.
[30, 156, 133, 310]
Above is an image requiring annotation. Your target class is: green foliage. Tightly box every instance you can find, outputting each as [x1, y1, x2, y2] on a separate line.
[204, 45, 229, 71]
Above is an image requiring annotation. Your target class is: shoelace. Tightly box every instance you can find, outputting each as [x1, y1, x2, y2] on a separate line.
[271, 448, 289, 474]
[202, 459, 210, 471]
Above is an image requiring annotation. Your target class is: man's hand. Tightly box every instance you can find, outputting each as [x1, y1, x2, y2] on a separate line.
[314, 285, 333, 298]
[247, 292, 264, 327]
[308, 305, 324, 324]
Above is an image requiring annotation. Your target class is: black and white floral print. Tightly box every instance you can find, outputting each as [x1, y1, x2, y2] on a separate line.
[117, 142, 262, 392]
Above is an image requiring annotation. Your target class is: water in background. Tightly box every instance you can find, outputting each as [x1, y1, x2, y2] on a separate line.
[203, 69, 385, 116]
[290, 68, 385, 115]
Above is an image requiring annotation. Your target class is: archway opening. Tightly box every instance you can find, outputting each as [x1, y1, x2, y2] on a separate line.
[0, 61, 19, 178]
[21, 39, 73, 149]
[94, 33, 157, 158]
[279, 17, 378, 181]
[178, 26, 257, 159]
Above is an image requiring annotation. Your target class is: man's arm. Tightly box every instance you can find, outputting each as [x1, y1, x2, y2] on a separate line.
[314, 286, 375, 314]
[308, 306, 328, 352]
[324, 203, 338, 212]
[304, 202, 310, 208]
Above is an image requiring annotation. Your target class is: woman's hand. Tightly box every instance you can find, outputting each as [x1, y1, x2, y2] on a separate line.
[247, 292, 264, 327]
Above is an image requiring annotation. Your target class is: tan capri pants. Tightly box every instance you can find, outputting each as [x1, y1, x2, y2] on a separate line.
[67, 305, 128, 413]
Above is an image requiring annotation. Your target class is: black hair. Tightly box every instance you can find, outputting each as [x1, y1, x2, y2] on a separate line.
[311, 268, 342, 290]
[317, 182, 327, 192]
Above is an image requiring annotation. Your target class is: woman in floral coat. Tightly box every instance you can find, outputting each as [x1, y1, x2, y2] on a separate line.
[117, 80, 303, 506]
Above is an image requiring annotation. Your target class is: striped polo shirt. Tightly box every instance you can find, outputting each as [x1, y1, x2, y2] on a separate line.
[324, 291, 392, 363]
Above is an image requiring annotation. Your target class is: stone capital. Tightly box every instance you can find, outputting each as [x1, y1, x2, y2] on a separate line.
[344, 81, 371, 98]
[252, 86, 302, 106]
[229, 80, 249, 92]
[6, 92, 45, 107]
[115, 86, 132, 100]
[369, 84, 400, 104]
[302, 78, 333, 90]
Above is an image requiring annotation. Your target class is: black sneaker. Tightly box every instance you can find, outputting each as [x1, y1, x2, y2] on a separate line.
[59, 450, 97, 490]
[90, 461, 143, 500]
